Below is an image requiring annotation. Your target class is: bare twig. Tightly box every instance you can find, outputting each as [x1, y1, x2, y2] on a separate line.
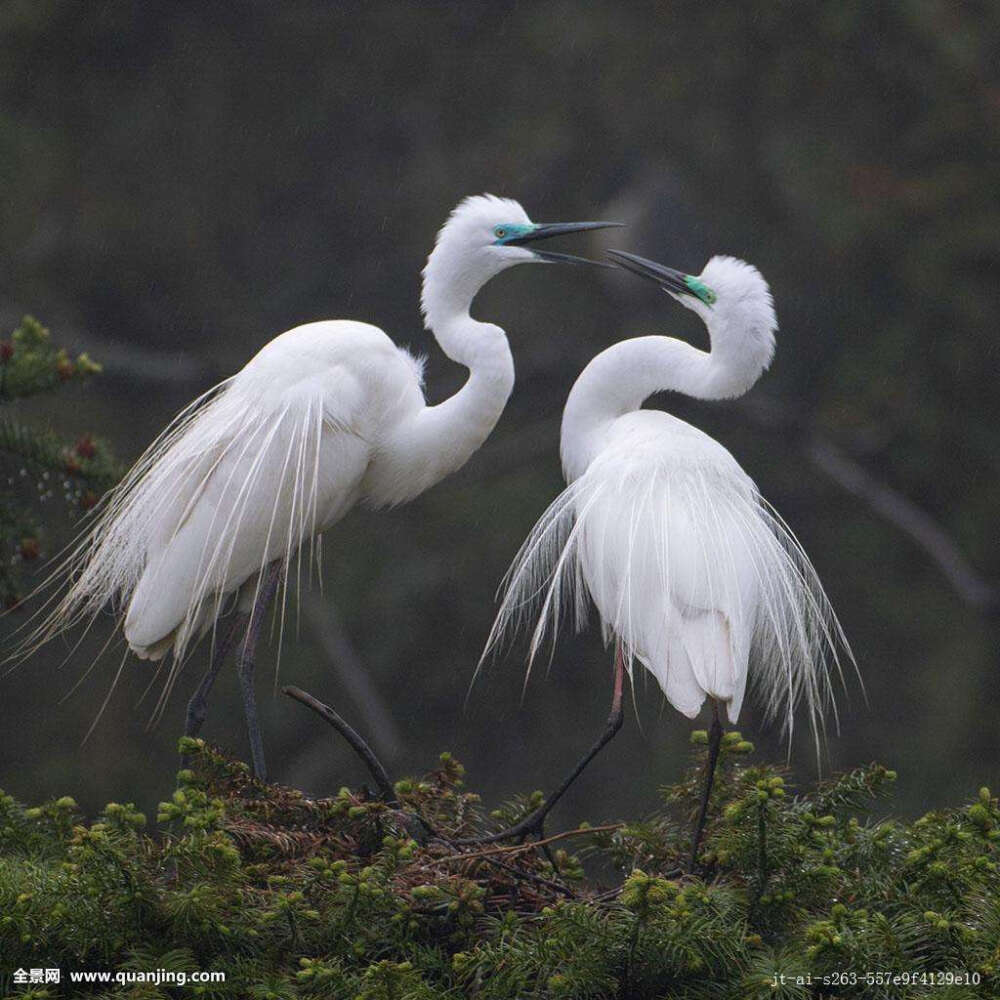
[427, 823, 624, 866]
[283, 683, 590, 901]
[805, 436, 998, 612]
[283, 685, 398, 805]
[733, 394, 999, 612]
[473, 854, 577, 898]
[299, 592, 404, 759]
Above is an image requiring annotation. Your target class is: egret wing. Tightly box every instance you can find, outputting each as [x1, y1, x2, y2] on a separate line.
[123, 383, 370, 656]
[29, 350, 374, 671]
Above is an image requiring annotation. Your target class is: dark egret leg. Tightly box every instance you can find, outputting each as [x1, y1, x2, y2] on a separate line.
[689, 699, 723, 872]
[183, 611, 250, 744]
[236, 561, 283, 781]
[458, 643, 626, 846]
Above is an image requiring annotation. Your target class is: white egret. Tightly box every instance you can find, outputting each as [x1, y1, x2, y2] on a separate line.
[483, 250, 853, 859]
[24, 195, 620, 780]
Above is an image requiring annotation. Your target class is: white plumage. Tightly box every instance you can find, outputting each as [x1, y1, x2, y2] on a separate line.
[487, 253, 851, 747]
[38, 320, 431, 668]
[120, 321, 425, 660]
[21, 195, 618, 769]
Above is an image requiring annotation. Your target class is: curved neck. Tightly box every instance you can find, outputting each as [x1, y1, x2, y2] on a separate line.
[561, 320, 770, 481]
[421, 309, 515, 456]
[367, 273, 514, 507]
[421, 257, 515, 456]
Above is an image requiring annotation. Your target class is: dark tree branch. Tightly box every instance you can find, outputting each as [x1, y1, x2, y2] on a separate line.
[732, 393, 998, 612]
[283, 684, 576, 896]
[804, 436, 998, 612]
[300, 592, 404, 759]
[283, 685, 398, 805]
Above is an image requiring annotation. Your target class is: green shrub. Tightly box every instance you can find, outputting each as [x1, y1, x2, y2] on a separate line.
[1, 736, 997, 998]
[0, 315, 117, 607]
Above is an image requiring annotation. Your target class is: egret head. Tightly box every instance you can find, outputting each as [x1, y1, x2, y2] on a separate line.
[606, 250, 777, 358]
[422, 194, 621, 327]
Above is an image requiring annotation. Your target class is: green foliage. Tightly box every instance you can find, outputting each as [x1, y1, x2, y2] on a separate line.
[0, 315, 119, 605]
[0, 316, 102, 402]
[1, 740, 997, 998]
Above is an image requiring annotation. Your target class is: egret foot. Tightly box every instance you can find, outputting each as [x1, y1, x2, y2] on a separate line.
[689, 699, 723, 872]
[457, 643, 626, 847]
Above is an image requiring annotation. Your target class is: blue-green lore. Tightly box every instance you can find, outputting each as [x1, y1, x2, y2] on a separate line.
[684, 274, 717, 305]
[492, 222, 536, 244]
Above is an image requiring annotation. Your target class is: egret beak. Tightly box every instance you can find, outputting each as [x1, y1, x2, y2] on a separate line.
[604, 249, 691, 294]
[510, 221, 624, 267]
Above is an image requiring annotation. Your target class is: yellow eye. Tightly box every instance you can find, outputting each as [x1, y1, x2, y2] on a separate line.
[494, 226, 506, 239]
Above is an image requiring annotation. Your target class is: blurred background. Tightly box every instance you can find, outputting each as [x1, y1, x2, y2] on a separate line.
[1, 1, 998, 826]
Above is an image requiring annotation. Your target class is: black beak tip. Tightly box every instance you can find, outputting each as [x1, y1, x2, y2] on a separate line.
[604, 248, 647, 266]
[532, 249, 617, 268]
[603, 249, 689, 293]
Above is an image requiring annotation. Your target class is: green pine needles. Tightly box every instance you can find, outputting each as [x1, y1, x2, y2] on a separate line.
[1, 737, 998, 999]
[0, 315, 119, 607]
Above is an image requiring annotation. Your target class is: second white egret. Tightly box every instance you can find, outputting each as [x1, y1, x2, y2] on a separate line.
[484, 250, 854, 859]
